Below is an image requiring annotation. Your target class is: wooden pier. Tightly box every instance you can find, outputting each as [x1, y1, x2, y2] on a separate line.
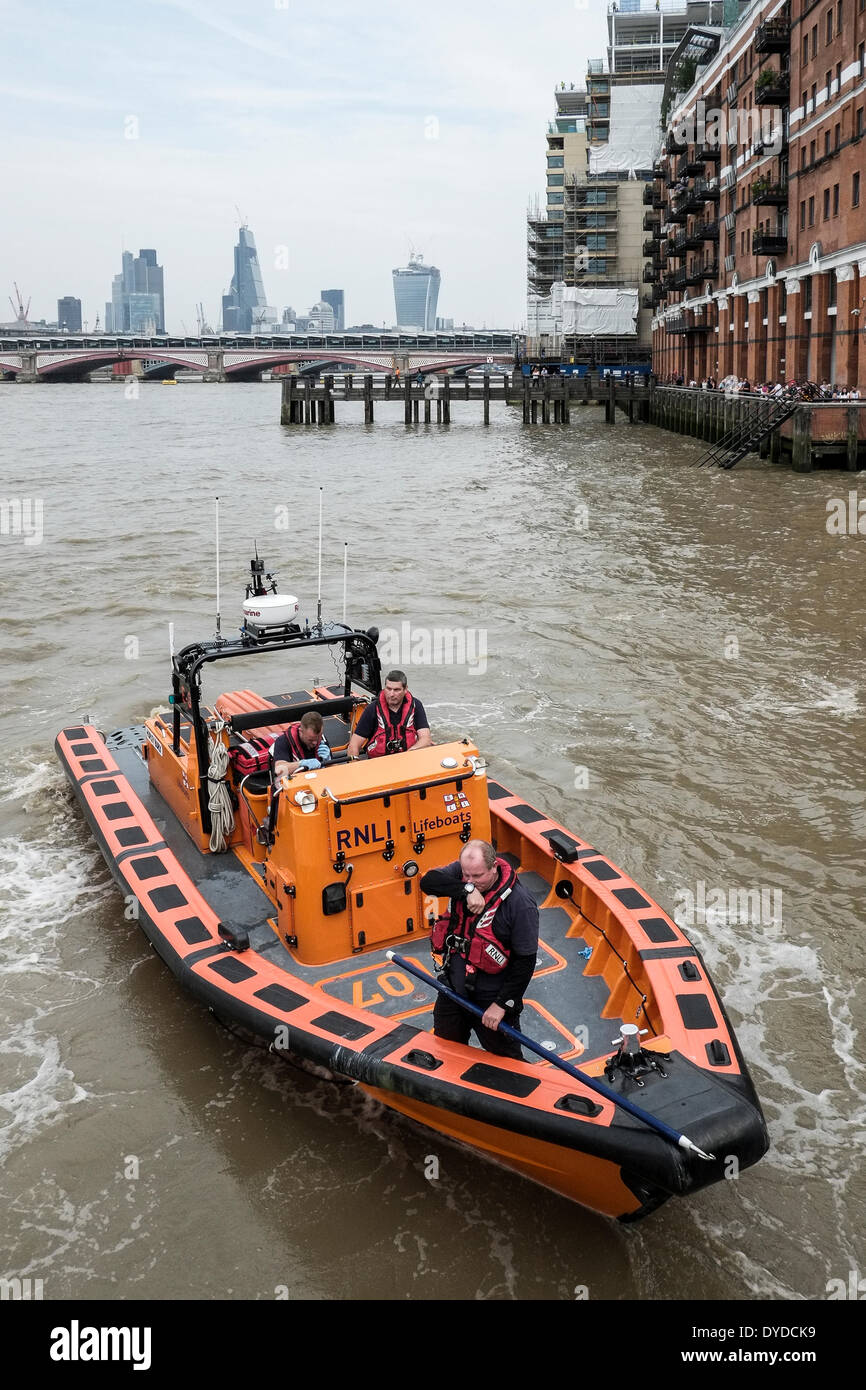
[279, 371, 651, 427]
[278, 374, 865, 469]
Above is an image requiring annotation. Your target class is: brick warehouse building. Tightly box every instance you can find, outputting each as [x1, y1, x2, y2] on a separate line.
[651, 0, 866, 389]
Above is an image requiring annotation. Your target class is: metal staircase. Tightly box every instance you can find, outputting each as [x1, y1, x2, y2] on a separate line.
[695, 397, 800, 469]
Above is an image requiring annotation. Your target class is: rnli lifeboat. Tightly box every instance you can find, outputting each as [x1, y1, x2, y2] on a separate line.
[57, 556, 769, 1221]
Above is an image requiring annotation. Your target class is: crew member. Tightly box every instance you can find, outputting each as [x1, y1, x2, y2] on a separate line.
[272, 710, 331, 781]
[420, 839, 538, 1059]
[347, 670, 433, 758]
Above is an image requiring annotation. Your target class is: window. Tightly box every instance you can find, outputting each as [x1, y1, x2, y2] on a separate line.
[803, 278, 813, 311]
[812, 82, 817, 105]
[547, 155, 564, 168]
[802, 88, 808, 110]
[835, 123, 840, 149]
[828, 270, 838, 306]
[800, 199, 807, 228]
[801, 146, 807, 169]
[592, 260, 607, 275]
[802, 40, 809, 68]
[833, 182, 839, 214]
[810, 138, 816, 162]
[836, 63, 842, 89]
[812, 26, 818, 59]
[859, 107, 865, 136]
[586, 235, 607, 249]
[547, 193, 564, 204]
[825, 70, 832, 93]
[809, 194, 815, 224]
[547, 174, 565, 186]
[826, 8, 833, 43]
[838, 0, 843, 29]
[824, 187, 831, 218]
[854, 171, 862, 206]
[779, 280, 787, 314]
[825, 130, 831, 156]
[860, 43, 866, 74]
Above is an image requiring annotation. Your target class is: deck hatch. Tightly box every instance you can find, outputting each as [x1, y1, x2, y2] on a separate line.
[103, 801, 133, 821]
[676, 993, 717, 1030]
[460, 1063, 540, 1098]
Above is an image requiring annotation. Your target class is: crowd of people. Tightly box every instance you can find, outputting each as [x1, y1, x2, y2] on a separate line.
[662, 374, 862, 400]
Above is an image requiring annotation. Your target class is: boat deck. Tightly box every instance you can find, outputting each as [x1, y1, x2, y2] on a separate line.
[108, 728, 615, 1062]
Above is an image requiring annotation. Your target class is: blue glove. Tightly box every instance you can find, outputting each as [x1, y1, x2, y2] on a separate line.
[298, 758, 321, 770]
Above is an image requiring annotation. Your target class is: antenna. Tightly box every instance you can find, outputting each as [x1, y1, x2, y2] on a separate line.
[316, 487, 323, 629]
[342, 542, 348, 624]
[214, 496, 221, 638]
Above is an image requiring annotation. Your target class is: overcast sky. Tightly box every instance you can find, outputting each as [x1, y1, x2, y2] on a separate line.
[1, 0, 610, 331]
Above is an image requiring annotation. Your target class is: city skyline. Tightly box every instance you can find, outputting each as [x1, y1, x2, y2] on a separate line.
[0, 0, 609, 332]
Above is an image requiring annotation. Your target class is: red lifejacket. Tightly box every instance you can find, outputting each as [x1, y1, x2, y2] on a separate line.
[365, 691, 418, 758]
[285, 722, 318, 760]
[430, 858, 517, 977]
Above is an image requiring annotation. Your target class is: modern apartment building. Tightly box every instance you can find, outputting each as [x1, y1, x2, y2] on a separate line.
[651, 0, 866, 387]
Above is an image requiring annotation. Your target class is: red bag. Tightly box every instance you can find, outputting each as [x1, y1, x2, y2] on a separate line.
[231, 734, 275, 777]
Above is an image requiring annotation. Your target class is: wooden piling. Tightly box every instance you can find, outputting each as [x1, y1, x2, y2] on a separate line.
[483, 374, 490, 424]
[847, 406, 859, 471]
[424, 394, 431, 423]
[791, 407, 812, 472]
[522, 381, 530, 423]
[404, 381, 413, 424]
[364, 374, 373, 424]
[442, 375, 451, 424]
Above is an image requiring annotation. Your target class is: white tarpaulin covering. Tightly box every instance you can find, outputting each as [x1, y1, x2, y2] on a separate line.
[562, 287, 638, 337]
[588, 84, 663, 175]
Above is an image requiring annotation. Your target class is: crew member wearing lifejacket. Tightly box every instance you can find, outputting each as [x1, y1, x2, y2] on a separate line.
[272, 710, 331, 782]
[421, 839, 539, 1060]
[347, 670, 433, 759]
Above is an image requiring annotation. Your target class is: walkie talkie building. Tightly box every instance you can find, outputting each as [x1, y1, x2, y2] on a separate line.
[392, 253, 440, 330]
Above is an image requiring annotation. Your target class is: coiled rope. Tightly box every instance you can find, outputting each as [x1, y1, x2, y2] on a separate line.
[207, 719, 235, 853]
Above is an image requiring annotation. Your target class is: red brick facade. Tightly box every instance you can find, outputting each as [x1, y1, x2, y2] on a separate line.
[651, 0, 866, 387]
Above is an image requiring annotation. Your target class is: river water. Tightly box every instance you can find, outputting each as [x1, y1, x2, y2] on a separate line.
[1, 382, 864, 1302]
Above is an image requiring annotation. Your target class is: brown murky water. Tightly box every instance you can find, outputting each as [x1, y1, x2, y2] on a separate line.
[1, 383, 864, 1300]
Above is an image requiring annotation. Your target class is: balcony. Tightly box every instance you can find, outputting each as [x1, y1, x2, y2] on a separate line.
[641, 292, 656, 309]
[755, 70, 789, 106]
[752, 228, 788, 254]
[669, 200, 689, 224]
[699, 142, 721, 163]
[753, 128, 787, 156]
[643, 238, 657, 256]
[751, 178, 788, 206]
[643, 185, 663, 207]
[699, 219, 719, 242]
[696, 177, 720, 203]
[643, 265, 658, 283]
[665, 316, 688, 334]
[673, 268, 687, 288]
[666, 128, 686, 154]
[702, 259, 719, 279]
[684, 224, 703, 248]
[684, 152, 705, 176]
[667, 241, 685, 261]
[643, 212, 660, 233]
[685, 266, 705, 286]
[754, 18, 790, 54]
